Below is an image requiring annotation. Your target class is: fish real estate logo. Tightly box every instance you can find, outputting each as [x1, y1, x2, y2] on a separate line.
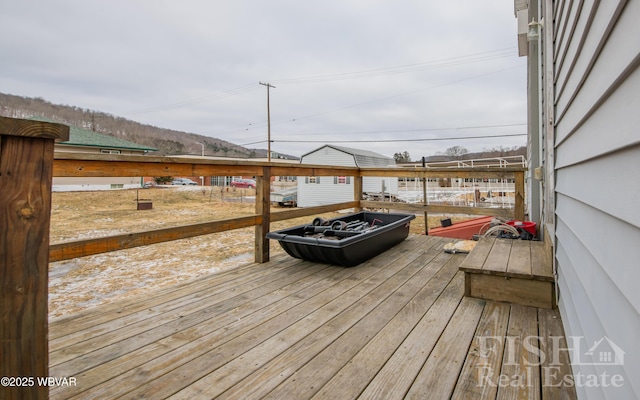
[474, 335, 626, 389]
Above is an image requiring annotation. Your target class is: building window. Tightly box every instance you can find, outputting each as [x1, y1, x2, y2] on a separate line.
[101, 149, 121, 154]
[110, 184, 124, 189]
[210, 176, 230, 186]
[334, 176, 350, 184]
[306, 177, 320, 184]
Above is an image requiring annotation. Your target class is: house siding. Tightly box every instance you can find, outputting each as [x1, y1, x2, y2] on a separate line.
[548, 0, 640, 398]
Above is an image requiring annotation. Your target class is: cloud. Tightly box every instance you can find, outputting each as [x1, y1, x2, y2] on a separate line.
[0, 0, 527, 159]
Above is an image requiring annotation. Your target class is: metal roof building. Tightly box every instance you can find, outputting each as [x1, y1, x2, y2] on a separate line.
[297, 145, 398, 207]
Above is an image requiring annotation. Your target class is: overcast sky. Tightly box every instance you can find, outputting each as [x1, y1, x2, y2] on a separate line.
[1, 1, 527, 159]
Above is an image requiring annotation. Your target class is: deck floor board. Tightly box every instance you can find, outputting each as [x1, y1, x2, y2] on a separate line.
[49, 234, 575, 400]
[219, 236, 447, 400]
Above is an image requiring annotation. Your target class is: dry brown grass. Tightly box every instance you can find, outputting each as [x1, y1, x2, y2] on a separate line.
[48, 187, 470, 318]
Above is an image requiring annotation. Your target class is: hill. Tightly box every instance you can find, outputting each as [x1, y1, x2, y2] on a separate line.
[0, 92, 294, 158]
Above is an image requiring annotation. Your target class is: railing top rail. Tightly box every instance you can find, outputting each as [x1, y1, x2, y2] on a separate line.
[359, 166, 527, 173]
[53, 153, 526, 177]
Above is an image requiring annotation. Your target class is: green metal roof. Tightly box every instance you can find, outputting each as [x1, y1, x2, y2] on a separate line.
[28, 116, 157, 152]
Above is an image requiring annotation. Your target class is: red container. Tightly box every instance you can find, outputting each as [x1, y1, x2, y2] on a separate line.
[506, 220, 537, 236]
[428, 216, 494, 240]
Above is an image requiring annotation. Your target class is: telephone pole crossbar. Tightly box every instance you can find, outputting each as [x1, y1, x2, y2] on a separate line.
[259, 82, 276, 162]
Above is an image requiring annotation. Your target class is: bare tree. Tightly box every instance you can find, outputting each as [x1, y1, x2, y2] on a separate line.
[444, 146, 469, 159]
[393, 151, 411, 163]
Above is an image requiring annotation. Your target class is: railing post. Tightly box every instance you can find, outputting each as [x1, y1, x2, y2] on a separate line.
[353, 173, 363, 212]
[255, 166, 271, 263]
[514, 170, 526, 221]
[0, 117, 69, 400]
[421, 158, 428, 235]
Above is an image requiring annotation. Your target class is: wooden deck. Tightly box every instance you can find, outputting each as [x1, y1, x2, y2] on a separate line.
[49, 235, 576, 399]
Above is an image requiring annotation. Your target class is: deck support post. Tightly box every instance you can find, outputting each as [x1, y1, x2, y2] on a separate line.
[514, 170, 526, 221]
[421, 160, 428, 235]
[0, 117, 69, 400]
[353, 174, 363, 212]
[255, 166, 271, 263]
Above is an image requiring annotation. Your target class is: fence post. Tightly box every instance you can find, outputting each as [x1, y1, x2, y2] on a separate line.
[255, 166, 271, 263]
[422, 157, 428, 235]
[353, 173, 363, 212]
[0, 117, 69, 400]
[514, 170, 526, 221]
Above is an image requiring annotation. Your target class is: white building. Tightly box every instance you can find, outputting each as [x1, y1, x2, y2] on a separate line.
[519, 0, 639, 398]
[297, 145, 398, 207]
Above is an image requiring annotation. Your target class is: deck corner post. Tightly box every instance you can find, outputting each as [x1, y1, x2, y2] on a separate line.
[255, 166, 271, 263]
[0, 116, 68, 400]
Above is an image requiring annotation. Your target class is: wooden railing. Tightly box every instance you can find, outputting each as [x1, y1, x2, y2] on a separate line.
[0, 117, 525, 397]
[50, 152, 526, 264]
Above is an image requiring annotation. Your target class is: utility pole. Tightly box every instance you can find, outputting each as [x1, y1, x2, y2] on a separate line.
[259, 82, 275, 162]
[195, 141, 205, 156]
[195, 142, 205, 186]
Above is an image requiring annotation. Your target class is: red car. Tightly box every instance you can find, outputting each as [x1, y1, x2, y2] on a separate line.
[230, 179, 256, 188]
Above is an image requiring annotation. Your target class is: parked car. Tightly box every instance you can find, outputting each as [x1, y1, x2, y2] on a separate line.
[172, 178, 198, 186]
[230, 179, 256, 188]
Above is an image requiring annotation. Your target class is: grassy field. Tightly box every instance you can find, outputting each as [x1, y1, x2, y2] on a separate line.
[48, 187, 469, 318]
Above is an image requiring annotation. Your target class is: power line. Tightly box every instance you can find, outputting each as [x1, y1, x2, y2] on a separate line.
[276, 133, 526, 143]
[211, 64, 525, 137]
[127, 84, 260, 115]
[130, 47, 521, 130]
[278, 65, 525, 125]
[240, 133, 526, 146]
[271, 48, 517, 85]
[238, 124, 525, 145]
[278, 123, 527, 137]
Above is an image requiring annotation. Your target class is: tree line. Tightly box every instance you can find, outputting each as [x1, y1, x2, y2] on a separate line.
[0, 92, 263, 157]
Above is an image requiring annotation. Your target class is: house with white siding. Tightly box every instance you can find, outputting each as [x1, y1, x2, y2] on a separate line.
[518, 0, 639, 398]
[297, 145, 398, 207]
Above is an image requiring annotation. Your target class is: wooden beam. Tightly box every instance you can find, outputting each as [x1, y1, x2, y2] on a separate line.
[49, 215, 260, 262]
[53, 153, 363, 178]
[359, 200, 515, 219]
[270, 202, 359, 222]
[0, 115, 69, 141]
[1, 131, 57, 399]
[270, 166, 359, 177]
[50, 201, 360, 262]
[359, 167, 523, 179]
[353, 175, 363, 212]
[466, 274, 554, 309]
[53, 158, 264, 178]
[52, 154, 525, 181]
[255, 167, 271, 263]
[514, 170, 525, 221]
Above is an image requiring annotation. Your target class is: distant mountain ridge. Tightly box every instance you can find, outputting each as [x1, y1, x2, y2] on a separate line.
[0, 92, 292, 158]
